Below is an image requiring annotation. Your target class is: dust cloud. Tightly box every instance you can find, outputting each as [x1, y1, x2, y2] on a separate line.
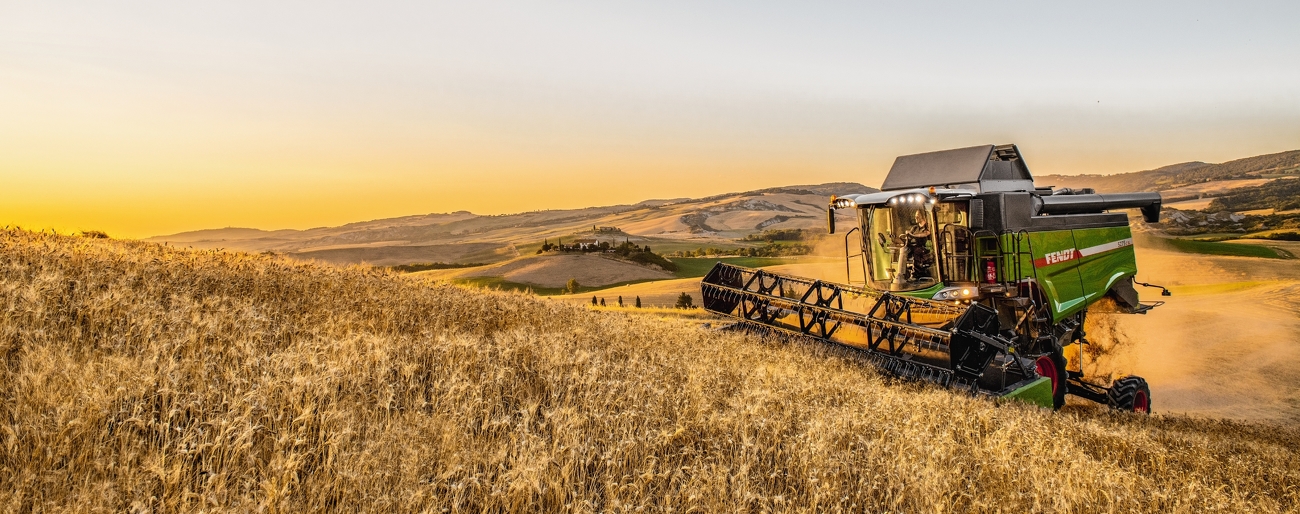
[1079, 243, 1300, 423]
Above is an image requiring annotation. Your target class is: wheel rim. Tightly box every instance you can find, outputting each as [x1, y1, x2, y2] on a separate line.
[1133, 390, 1149, 413]
[1035, 356, 1059, 396]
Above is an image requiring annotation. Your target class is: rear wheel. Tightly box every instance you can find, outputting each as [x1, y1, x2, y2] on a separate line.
[1034, 351, 1068, 409]
[1108, 376, 1151, 414]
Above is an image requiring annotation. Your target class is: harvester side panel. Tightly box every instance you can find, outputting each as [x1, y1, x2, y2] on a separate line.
[1070, 225, 1138, 304]
[1020, 230, 1088, 320]
[982, 223, 1139, 323]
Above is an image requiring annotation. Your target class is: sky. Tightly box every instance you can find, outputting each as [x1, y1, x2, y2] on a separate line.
[3, 1, 1298, 238]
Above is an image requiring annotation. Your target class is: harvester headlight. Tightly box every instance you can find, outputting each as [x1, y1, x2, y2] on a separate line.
[934, 286, 978, 301]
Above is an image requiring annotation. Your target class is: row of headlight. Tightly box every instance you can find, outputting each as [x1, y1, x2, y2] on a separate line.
[829, 192, 937, 209]
[829, 196, 856, 209]
[887, 193, 936, 206]
[933, 286, 978, 301]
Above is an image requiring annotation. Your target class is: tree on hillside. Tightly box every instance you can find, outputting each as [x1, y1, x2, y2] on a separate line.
[675, 292, 694, 309]
[618, 296, 623, 307]
[635, 296, 642, 308]
[591, 295, 597, 306]
[599, 298, 606, 307]
[566, 278, 580, 294]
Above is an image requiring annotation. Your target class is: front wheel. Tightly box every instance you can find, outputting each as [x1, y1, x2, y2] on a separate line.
[1034, 351, 1068, 410]
[1108, 376, 1152, 414]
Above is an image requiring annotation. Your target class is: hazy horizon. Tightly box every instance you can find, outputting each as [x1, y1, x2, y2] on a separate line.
[4, 1, 1298, 239]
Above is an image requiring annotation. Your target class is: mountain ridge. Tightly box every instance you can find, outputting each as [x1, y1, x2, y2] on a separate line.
[1036, 149, 1300, 193]
[147, 182, 877, 264]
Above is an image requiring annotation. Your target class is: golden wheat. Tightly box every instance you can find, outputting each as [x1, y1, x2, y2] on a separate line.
[0, 228, 1296, 512]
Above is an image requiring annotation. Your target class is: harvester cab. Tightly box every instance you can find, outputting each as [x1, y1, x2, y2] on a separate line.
[702, 144, 1166, 412]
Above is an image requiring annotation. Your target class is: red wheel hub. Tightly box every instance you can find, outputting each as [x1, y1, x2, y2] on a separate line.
[1035, 355, 1060, 396]
[1133, 390, 1149, 413]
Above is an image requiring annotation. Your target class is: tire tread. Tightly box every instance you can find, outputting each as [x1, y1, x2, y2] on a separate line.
[1108, 375, 1151, 413]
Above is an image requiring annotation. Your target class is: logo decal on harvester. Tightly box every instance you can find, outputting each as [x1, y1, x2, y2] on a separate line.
[1033, 238, 1133, 268]
[1043, 249, 1079, 265]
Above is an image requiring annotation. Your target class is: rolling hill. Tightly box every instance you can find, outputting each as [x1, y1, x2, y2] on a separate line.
[147, 183, 875, 266]
[1035, 149, 1300, 194]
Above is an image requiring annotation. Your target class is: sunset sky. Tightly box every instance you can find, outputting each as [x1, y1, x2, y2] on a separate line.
[3, 1, 1298, 238]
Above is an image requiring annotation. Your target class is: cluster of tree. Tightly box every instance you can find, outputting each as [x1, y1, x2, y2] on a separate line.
[1259, 232, 1300, 241]
[1206, 178, 1300, 213]
[389, 262, 486, 273]
[1170, 151, 1300, 186]
[622, 248, 678, 271]
[666, 241, 812, 258]
[741, 228, 816, 242]
[591, 295, 642, 308]
[584, 293, 692, 309]
[1157, 207, 1300, 236]
[540, 239, 652, 254]
[540, 240, 678, 272]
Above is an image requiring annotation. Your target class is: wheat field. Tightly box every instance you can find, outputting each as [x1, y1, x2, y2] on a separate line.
[1, 228, 1297, 512]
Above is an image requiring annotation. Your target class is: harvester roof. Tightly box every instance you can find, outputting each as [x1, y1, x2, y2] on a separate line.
[881, 144, 1034, 193]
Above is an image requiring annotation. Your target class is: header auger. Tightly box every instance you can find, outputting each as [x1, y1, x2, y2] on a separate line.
[701, 144, 1166, 411]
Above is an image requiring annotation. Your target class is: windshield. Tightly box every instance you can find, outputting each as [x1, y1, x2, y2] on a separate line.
[862, 202, 939, 291]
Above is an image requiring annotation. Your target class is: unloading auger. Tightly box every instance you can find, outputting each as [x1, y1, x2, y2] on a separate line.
[701, 144, 1168, 411]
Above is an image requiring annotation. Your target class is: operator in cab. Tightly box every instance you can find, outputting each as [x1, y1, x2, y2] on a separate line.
[906, 210, 934, 278]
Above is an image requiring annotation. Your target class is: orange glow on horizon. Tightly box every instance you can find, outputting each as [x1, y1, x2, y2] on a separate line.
[4, 3, 1298, 238]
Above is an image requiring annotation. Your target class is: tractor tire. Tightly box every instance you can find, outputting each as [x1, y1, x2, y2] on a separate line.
[1034, 350, 1068, 410]
[1108, 376, 1152, 414]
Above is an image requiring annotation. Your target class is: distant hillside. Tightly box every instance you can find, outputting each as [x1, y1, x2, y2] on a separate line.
[148, 182, 875, 265]
[1037, 150, 1300, 193]
[1206, 177, 1300, 213]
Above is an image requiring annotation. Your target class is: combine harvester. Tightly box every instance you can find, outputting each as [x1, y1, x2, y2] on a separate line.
[701, 144, 1168, 411]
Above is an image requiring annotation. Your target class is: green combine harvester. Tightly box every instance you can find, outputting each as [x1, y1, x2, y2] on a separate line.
[701, 144, 1168, 411]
